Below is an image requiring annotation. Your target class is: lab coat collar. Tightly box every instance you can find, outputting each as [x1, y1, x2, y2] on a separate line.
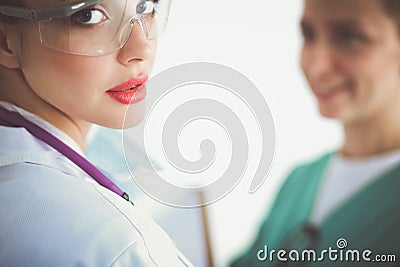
[0, 101, 84, 155]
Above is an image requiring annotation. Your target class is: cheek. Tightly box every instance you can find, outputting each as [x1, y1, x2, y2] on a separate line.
[17, 28, 158, 127]
[19, 27, 158, 98]
[365, 53, 400, 90]
[299, 46, 313, 86]
[299, 46, 308, 74]
[345, 50, 400, 114]
[147, 39, 158, 70]
[21, 43, 114, 105]
[18, 25, 115, 97]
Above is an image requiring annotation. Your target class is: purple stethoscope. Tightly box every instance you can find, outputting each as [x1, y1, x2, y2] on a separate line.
[0, 105, 131, 203]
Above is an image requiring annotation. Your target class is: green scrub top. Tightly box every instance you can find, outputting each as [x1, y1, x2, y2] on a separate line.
[231, 153, 400, 267]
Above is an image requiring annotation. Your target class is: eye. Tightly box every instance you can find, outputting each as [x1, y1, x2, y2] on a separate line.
[338, 30, 360, 42]
[71, 8, 108, 26]
[301, 26, 315, 42]
[136, 0, 156, 15]
[332, 29, 368, 49]
[302, 28, 314, 42]
[300, 21, 315, 42]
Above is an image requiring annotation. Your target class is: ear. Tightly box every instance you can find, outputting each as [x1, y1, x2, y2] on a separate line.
[0, 22, 21, 69]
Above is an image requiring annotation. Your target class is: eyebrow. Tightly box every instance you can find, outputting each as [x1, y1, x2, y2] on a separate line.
[328, 19, 361, 28]
[300, 17, 361, 29]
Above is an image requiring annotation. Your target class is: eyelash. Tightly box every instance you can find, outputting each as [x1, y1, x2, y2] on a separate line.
[139, 1, 157, 15]
[335, 30, 365, 43]
[70, 7, 109, 27]
[301, 28, 314, 41]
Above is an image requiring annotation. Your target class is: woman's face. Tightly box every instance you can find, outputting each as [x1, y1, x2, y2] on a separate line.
[300, 0, 400, 125]
[6, 0, 157, 129]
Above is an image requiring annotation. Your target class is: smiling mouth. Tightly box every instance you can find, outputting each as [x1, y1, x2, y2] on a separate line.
[314, 86, 351, 102]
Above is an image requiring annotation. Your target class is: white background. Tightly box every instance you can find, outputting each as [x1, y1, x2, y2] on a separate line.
[152, 1, 343, 266]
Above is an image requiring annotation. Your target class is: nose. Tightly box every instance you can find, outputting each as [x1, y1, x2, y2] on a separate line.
[301, 40, 337, 82]
[117, 18, 153, 65]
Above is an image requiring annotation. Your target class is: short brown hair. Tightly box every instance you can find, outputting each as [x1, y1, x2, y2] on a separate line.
[0, 0, 24, 22]
[0, 0, 23, 4]
[382, 0, 400, 33]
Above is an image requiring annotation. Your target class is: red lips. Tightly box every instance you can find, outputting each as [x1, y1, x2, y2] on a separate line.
[106, 76, 148, 105]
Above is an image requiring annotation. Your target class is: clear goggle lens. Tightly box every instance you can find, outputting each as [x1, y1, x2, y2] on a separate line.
[38, 0, 171, 56]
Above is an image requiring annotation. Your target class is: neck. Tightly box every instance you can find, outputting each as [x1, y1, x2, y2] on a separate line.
[0, 68, 91, 152]
[341, 109, 400, 158]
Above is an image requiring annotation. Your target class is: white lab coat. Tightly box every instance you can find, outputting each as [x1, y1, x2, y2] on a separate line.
[0, 102, 188, 267]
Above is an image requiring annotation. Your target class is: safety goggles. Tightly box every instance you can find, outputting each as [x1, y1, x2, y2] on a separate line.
[0, 0, 171, 56]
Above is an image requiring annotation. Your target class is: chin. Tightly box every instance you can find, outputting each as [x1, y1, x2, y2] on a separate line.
[318, 104, 346, 120]
[122, 100, 146, 129]
[122, 114, 145, 129]
[95, 109, 145, 129]
[96, 101, 146, 129]
[319, 106, 358, 127]
[97, 115, 144, 129]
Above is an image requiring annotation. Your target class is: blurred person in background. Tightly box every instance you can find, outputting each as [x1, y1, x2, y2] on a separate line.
[231, 0, 400, 266]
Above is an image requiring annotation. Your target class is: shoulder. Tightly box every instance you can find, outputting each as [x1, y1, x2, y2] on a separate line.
[0, 163, 177, 266]
[283, 152, 334, 189]
[263, 152, 335, 236]
[0, 128, 183, 266]
[270, 152, 334, 210]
